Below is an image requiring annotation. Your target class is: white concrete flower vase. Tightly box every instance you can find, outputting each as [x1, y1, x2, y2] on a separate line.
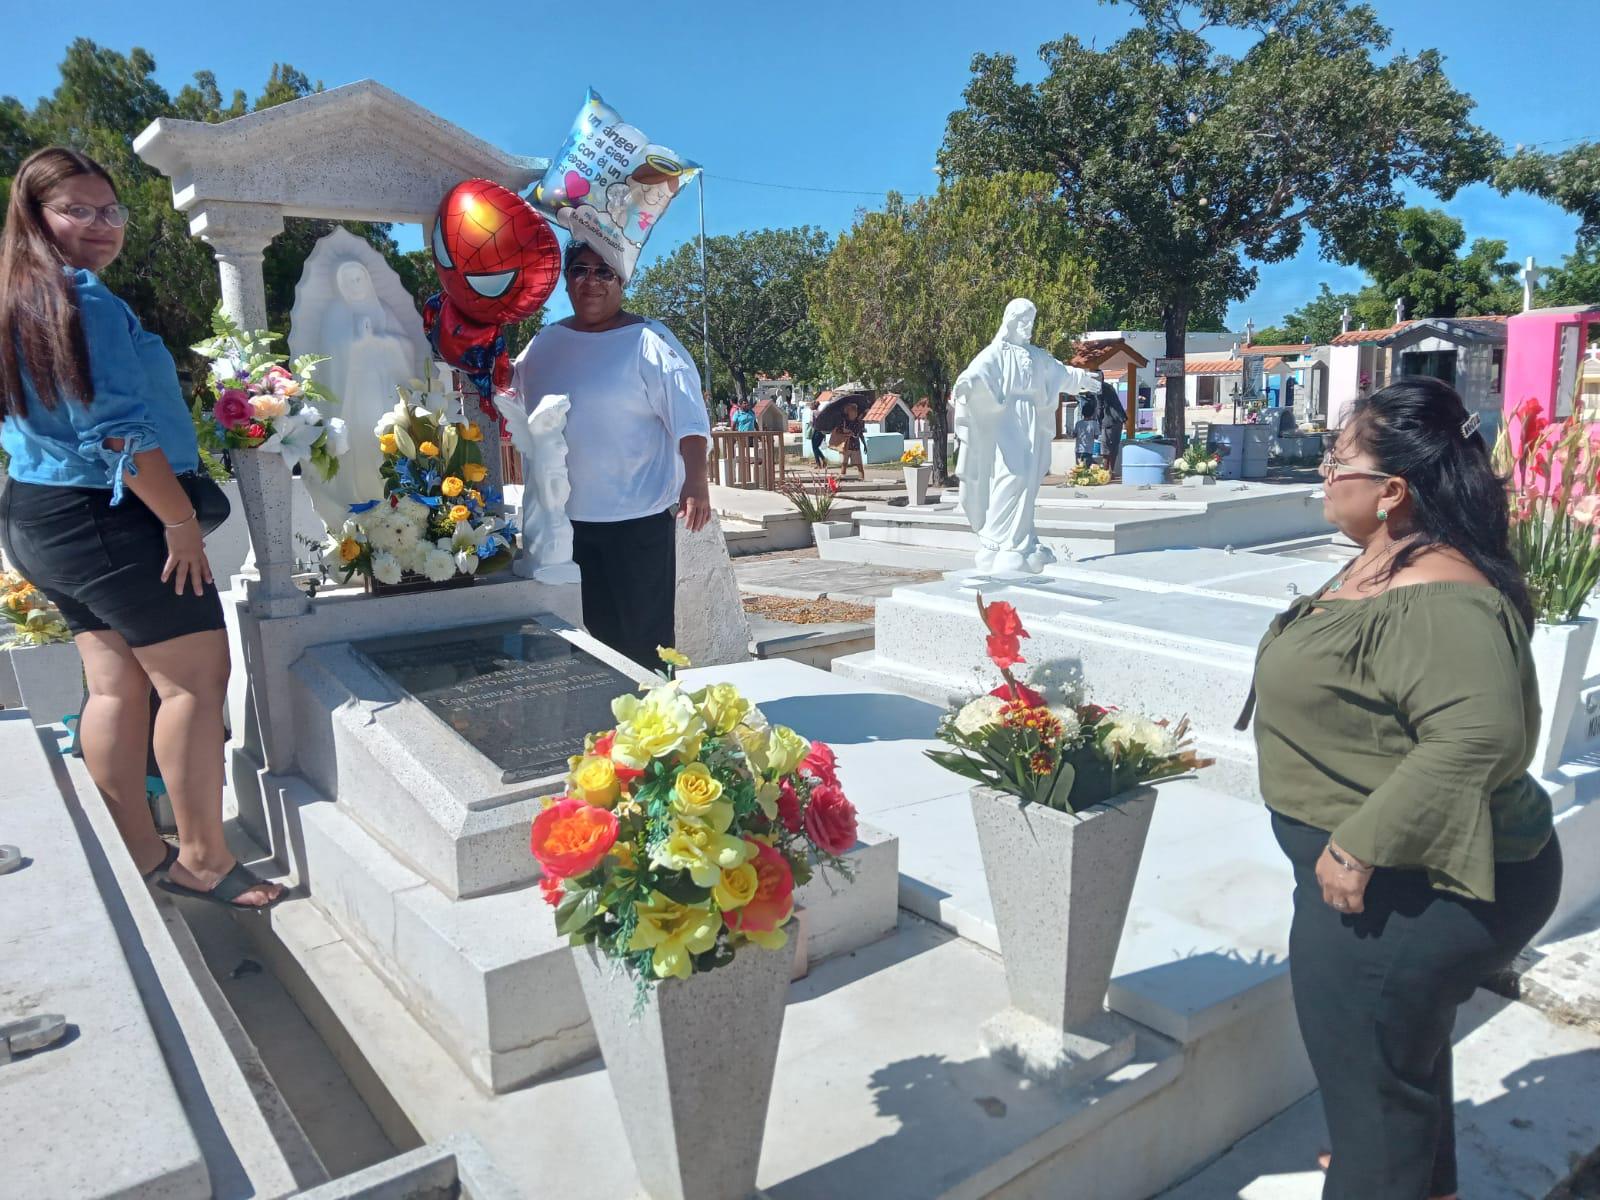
[229, 448, 305, 616]
[1, 641, 84, 726]
[1529, 617, 1598, 776]
[903, 464, 934, 506]
[969, 784, 1157, 1089]
[574, 940, 792, 1200]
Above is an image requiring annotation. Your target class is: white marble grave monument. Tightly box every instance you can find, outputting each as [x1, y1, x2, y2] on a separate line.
[954, 299, 1097, 573]
[290, 227, 432, 533]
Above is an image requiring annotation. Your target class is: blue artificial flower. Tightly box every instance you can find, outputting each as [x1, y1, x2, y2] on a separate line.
[423, 469, 442, 489]
[348, 499, 381, 514]
[479, 484, 504, 508]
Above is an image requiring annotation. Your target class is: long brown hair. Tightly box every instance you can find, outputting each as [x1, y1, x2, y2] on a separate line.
[0, 146, 118, 416]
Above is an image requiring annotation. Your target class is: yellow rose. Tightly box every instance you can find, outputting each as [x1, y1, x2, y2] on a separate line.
[462, 462, 488, 483]
[466, 489, 483, 504]
[738, 724, 771, 774]
[672, 763, 727, 823]
[626, 893, 720, 980]
[651, 817, 754, 888]
[713, 862, 759, 911]
[765, 725, 809, 776]
[419, 440, 440, 458]
[448, 504, 471, 524]
[568, 755, 621, 808]
[696, 682, 749, 735]
[441, 476, 464, 498]
[338, 537, 362, 564]
[459, 422, 483, 443]
[379, 432, 399, 455]
[658, 646, 691, 669]
[611, 686, 707, 767]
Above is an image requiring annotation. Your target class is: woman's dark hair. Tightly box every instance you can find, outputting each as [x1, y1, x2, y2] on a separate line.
[0, 146, 118, 416]
[1350, 377, 1533, 630]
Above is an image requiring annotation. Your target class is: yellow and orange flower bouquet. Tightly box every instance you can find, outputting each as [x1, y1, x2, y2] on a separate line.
[531, 650, 858, 988]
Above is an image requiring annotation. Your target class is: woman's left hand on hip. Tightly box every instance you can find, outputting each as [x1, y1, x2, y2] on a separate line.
[1315, 844, 1371, 915]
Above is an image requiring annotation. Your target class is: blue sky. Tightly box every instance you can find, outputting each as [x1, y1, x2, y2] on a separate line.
[8, 0, 1596, 330]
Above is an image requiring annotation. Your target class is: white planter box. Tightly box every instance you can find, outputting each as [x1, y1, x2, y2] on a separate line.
[574, 939, 792, 1200]
[1530, 618, 1599, 775]
[810, 520, 856, 544]
[1180, 473, 1217, 487]
[2, 641, 84, 726]
[969, 784, 1156, 1089]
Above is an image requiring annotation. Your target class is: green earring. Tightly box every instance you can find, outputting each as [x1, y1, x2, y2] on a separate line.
[1377, 509, 1388, 522]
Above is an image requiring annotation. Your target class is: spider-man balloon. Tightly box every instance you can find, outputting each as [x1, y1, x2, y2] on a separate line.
[423, 179, 561, 408]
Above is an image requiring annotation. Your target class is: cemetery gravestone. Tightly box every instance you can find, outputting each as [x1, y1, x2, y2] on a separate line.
[354, 620, 634, 783]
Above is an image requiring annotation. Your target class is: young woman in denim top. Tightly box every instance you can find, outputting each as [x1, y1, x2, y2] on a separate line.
[0, 147, 281, 908]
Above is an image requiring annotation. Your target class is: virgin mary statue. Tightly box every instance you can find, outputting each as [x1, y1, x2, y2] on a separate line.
[290, 229, 430, 534]
[953, 299, 1096, 573]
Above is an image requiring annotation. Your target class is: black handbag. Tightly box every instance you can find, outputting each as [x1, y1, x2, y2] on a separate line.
[179, 472, 231, 535]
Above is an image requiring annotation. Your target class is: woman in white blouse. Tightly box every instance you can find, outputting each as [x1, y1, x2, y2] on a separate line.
[511, 242, 710, 667]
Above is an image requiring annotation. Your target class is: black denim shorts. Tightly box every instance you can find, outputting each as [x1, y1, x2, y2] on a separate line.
[0, 479, 225, 647]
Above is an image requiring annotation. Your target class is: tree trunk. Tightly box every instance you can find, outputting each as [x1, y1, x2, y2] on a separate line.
[930, 368, 951, 487]
[1162, 306, 1189, 442]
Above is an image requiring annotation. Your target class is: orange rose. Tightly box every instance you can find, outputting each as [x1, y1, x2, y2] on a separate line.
[722, 841, 794, 934]
[529, 797, 618, 879]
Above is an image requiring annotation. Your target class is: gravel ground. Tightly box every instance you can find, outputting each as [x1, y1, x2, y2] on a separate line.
[741, 594, 876, 625]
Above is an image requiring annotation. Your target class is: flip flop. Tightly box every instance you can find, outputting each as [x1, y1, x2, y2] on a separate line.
[157, 861, 283, 910]
[141, 841, 179, 882]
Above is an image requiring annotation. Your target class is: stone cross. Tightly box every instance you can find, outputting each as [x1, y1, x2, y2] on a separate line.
[1244, 317, 1255, 345]
[1521, 256, 1543, 313]
[1340, 305, 1352, 334]
[1394, 297, 1407, 325]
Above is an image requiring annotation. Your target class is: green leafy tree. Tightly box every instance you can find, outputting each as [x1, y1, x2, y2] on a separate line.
[807, 173, 1097, 483]
[631, 226, 832, 407]
[939, 0, 1499, 439]
[1497, 143, 1600, 244]
[2, 43, 433, 383]
[1343, 206, 1519, 319]
[1538, 242, 1600, 307]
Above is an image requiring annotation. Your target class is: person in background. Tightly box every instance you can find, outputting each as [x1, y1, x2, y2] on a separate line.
[830, 400, 867, 481]
[0, 146, 282, 908]
[1239, 378, 1560, 1200]
[1074, 386, 1101, 467]
[512, 241, 710, 668]
[731, 398, 757, 432]
[1099, 380, 1127, 475]
[808, 398, 826, 467]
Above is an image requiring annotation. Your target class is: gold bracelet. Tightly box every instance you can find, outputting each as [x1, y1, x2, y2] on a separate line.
[1327, 841, 1373, 873]
[162, 510, 198, 529]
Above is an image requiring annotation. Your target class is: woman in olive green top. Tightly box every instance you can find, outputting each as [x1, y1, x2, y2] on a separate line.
[1242, 378, 1561, 1200]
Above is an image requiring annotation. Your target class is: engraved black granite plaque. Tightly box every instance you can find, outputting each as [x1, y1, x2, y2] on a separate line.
[353, 621, 635, 784]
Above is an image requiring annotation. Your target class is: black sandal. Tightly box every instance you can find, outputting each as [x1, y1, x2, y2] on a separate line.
[158, 861, 284, 910]
[142, 841, 179, 882]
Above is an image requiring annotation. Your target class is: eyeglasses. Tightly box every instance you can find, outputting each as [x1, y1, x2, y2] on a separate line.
[1320, 451, 1390, 483]
[43, 203, 130, 229]
[566, 264, 619, 284]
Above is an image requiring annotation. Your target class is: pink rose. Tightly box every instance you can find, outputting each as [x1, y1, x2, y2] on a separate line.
[803, 782, 858, 856]
[801, 741, 837, 786]
[776, 779, 803, 834]
[261, 364, 292, 387]
[215, 389, 252, 430]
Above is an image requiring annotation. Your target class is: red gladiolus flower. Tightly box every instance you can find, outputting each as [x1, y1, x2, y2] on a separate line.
[983, 600, 1028, 639]
[539, 876, 565, 907]
[243, 422, 268, 441]
[991, 681, 1045, 707]
[986, 632, 1026, 670]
